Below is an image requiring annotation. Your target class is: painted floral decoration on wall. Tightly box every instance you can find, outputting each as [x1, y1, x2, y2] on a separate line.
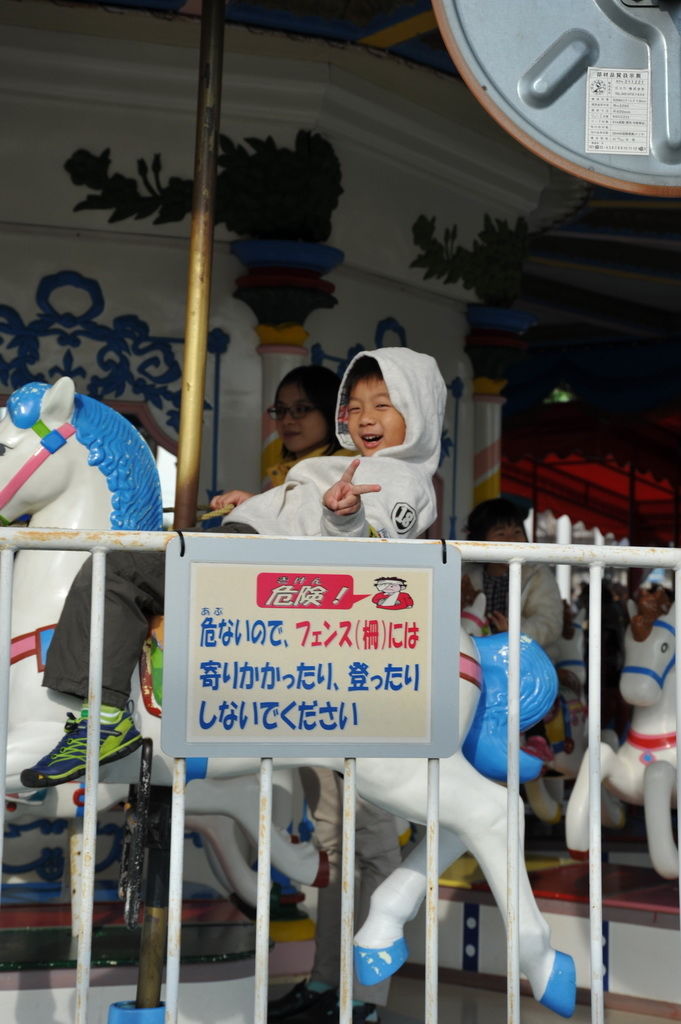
[64, 130, 343, 244]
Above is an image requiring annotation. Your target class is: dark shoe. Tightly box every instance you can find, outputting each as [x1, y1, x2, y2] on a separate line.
[20, 706, 142, 788]
[285, 989, 379, 1023]
[268, 982, 337, 1022]
[352, 1006, 378, 1024]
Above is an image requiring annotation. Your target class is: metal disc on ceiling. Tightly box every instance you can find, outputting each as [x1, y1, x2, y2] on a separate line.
[432, 0, 681, 194]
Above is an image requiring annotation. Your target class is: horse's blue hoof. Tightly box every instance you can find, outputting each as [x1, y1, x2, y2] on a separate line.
[539, 951, 576, 1018]
[354, 938, 408, 986]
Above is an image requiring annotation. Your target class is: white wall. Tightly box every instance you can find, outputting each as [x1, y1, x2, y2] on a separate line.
[0, 0, 574, 530]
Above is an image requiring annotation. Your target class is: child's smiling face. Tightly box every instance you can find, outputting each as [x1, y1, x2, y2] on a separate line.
[346, 377, 406, 457]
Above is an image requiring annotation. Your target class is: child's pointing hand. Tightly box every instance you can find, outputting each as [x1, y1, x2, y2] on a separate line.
[323, 459, 381, 517]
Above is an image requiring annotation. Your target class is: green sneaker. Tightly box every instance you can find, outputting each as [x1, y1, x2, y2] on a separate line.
[20, 705, 142, 788]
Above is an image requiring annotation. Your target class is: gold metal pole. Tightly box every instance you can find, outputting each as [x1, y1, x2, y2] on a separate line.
[173, 0, 225, 531]
[134, 0, 224, 1006]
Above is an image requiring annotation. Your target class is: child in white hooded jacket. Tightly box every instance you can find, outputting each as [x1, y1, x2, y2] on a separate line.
[22, 347, 447, 788]
[226, 346, 445, 540]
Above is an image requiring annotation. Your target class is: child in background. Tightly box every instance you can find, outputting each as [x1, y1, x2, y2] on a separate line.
[463, 497, 562, 648]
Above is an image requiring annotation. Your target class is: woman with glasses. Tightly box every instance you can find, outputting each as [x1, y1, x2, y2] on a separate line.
[210, 364, 346, 511]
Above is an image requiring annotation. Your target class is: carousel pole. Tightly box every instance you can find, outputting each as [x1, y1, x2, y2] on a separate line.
[108, 3, 226, 1022]
[156, 2, 226, 1010]
[173, 0, 225, 532]
[158, 0, 226, 1005]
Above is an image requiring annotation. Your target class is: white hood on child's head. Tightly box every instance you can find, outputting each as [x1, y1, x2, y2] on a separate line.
[335, 347, 446, 477]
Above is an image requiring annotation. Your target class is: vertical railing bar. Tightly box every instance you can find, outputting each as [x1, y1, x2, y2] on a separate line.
[75, 546, 106, 1024]
[588, 563, 605, 1024]
[0, 546, 15, 900]
[425, 757, 440, 1024]
[339, 757, 357, 1024]
[254, 757, 273, 1024]
[165, 757, 187, 1023]
[671, 569, 675, 937]
[555, 515, 572, 601]
[506, 560, 522, 1024]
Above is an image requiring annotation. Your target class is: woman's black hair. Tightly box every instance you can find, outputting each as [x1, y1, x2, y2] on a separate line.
[275, 364, 341, 459]
[465, 498, 526, 541]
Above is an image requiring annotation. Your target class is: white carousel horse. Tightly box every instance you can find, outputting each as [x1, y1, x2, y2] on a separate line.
[524, 605, 589, 823]
[544, 603, 588, 777]
[461, 579, 589, 823]
[0, 378, 325, 903]
[566, 588, 678, 879]
[0, 378, 576, 1017]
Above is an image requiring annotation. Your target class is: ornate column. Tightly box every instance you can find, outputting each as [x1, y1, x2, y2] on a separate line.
[466, 305, 535, 506]
[230, 239, 344, 486]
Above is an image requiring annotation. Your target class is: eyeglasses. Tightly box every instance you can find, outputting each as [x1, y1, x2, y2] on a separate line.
[267, 403, 318, 421]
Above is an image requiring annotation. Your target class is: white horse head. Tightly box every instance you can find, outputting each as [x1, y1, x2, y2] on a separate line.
[1, 380, 328, 904]
[567, 587, 678, 880]
[2, 378, 163, 785]
[621, 588, 675, 715]
[546, 603, 587, 692]
[0, 377, 162, 531]
[460, 574, 488, 637]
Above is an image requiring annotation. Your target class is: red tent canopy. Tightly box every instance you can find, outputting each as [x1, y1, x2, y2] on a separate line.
[502, 401, 681, 545]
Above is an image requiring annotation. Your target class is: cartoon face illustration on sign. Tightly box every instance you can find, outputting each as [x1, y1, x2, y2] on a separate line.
[371, 577, 414, 610]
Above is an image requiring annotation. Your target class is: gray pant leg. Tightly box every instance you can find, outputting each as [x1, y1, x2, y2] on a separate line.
[300, 766, 402, 1006]
[42, 522, 258, 708]
[42, 550, 166, 708]
[300, 767, 343, 991]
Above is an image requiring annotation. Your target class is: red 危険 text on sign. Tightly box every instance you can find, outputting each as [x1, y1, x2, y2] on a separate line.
[256, 572, 369, 609]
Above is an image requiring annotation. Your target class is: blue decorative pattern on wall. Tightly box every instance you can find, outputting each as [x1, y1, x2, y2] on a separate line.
[374, 317, 407, 348]
[3, 819, 206, 883]
[310, 341, 363, 378]
[0, 270, 230, 434]
[311, 318, 407, 377]
[2, 818, 119, 881]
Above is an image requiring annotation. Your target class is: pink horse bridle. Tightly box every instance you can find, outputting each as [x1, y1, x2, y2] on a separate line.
[462, 609, 488, 635]
[0, 418, 76, 526]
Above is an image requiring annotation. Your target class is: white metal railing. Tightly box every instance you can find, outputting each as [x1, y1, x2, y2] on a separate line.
[0, 529, 169, 1024]
[1, 527, 680, 1024]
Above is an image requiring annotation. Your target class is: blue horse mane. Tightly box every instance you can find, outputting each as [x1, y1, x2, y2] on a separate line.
[8, 382, 163, 531]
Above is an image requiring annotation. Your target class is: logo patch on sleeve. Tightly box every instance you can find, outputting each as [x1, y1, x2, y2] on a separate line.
[391, 502, 417, 534]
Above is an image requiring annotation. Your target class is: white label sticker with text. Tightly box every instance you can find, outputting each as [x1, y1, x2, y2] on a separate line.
[585, 67, 650, 156]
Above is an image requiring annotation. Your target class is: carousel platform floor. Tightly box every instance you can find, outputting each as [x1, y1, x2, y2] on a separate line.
[2, 856, 677, 947]
[0, 898, 257, 972]
[438, 852, 679, 927]
[384, 973, 678, 1023]
[269, 854, 680, 1019]
[416, 855, 681, 1018]
[1, 859, 678, 1016]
